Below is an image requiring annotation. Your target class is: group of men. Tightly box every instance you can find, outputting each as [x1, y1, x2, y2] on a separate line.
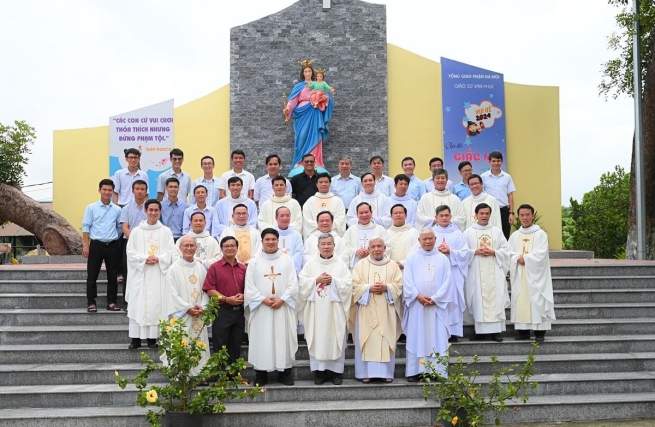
[81, 146, 554, 385]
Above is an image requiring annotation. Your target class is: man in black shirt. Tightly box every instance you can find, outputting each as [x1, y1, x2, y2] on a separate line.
[290, 153, 318, 207]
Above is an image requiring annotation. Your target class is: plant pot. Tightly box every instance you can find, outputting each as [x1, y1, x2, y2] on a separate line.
[164, 411, 203, 427]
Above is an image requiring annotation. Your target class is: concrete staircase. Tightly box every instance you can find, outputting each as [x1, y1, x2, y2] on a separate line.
[0, 260, 654, 426]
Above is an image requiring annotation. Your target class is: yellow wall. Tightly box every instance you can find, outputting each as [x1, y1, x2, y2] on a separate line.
[387, 44, 562, 249]
[53, 86, 231, 231]
[54, 46, 561, 248]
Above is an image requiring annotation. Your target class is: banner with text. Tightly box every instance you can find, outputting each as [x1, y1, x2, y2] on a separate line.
[441, 58, 506, 176]
[109, 99, 174, 199]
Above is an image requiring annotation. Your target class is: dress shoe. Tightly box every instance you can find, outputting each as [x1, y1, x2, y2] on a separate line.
[448, 336, 459, 343]
[535, 336, 545, 343]
[492, 334, 503, 342]
[147, 339, 158, 349]
[278, 375, 294, 386]
[314, 372, 325, 385]
[255, 373, 268, 387]
[406, 375, 420, 383]
[332, 376, 343, 385]
[128, 338, 141, 350]
[515, 334, 531, 341]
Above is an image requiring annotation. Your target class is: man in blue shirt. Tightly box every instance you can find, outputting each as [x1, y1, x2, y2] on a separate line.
[161, 177, 188, 241]
[330, 155, 361, 210]
[82, 179, 123, 313]
[453, 161, 473, 201]
[401, 156, 427, 202]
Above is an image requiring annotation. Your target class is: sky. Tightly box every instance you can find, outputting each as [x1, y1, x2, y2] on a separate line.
[0, 0, 635, 205]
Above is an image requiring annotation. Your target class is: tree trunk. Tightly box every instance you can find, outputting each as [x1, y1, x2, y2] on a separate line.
[0, 183, 83, 255]
[626, 30, 655, 260]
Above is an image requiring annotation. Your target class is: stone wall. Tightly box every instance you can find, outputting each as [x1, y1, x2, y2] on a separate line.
[230, 0, 388, 177]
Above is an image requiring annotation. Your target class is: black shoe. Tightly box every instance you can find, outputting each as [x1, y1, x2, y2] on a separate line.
[406, 375, 420, 383]
[398, 334, 406, 343]
[469, 334, 483, 341]
[297, 334, 306, 342]
[314, 373, 325, 385]
[147, 339, 158, 349]
[128, 338, 141, 350]
[278, 374, 294, 386]
[448, 336, 459, 343]
[515, 335, 531, 340]
[255, 373, 268, 387]
[535, 336, 545, 343]
[492, 334, 503, 342]
[332, 376, 342, 385]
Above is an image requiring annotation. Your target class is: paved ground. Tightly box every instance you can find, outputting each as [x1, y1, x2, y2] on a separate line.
[509, 420, 655, 427]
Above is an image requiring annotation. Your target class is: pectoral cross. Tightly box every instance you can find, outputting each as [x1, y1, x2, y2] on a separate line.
[360, 234, 369, 248]
[423, 262, 435, 272]
[423, 261, 436, 295]
[522, 238, 530, 255]
[264, 266, 282, 294]
[281, 239, 289, 255]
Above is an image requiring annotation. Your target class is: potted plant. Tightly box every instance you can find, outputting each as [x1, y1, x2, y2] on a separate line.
[421, 342, 538, 427]
[115, 296, 263, 427]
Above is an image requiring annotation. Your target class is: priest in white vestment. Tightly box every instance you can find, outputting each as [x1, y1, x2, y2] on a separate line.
[172, 212, 222, 269]
[343, 202, 389, 269]
[389, 174, 418, 227]
[432, 205, 471, 342]
[417, 169, 466, 231]
[298, 234, 353, 385]
[257, 175, 303, 234]
[508, 204, 556, 343]
[403, 228, 457, 381]
[126, 200, 175, 349]
[211, 177, 257, 236]
[347, 172, 392, 229]
[386, 204, 419, 270]
[304, 211, 350, 266]
[350, 238, 403, 382]
[219, 204, 261, 265]
[274, 206, 304, 275]
[463, 203, 509, 342]
[302, 173, 346, 239]
[162, 236, 210, 376]
[462, 174, 502, 230]
[245, 228, 298, 386]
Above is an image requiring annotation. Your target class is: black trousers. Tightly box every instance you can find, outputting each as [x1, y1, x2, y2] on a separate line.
[212, 305, 245, 365]
[500, 206, 511, 240]
[86, 239, 121, 306]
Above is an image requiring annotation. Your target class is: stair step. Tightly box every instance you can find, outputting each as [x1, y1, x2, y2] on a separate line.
[551, 262, 655, 277]
[552, 276, 655, 290]
[0, 280, 107, 294]
[554, 288, 655, 303]
[0, 309, 127, 326]
[554, 302, 655, 319]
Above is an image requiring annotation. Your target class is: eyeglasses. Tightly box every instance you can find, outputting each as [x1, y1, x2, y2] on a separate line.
[234, 212, 248, 216]
[180, 244, 196, 248]
[303, 160, 315, 164]
[201, 162, 213, 166]
[126, 156, 140, 160]
[171, 157, 183, 162]
[222, 244, 237, 249]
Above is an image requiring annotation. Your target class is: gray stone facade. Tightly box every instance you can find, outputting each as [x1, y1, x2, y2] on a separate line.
[230, 0, 388, 177]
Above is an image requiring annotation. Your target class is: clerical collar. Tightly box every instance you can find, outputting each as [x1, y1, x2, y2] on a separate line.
[390, 223, 412, 232]
[360, 189, 380, 197]
[367, 254, 389, 266]
[231, 224, 251, 231]
[275, 226, 292, 235]
[520, 224, 541, 234]
[259, 250, 281, 260]
[432, 189, 451, 196]
[315, 192, 334, 199]
[319, 254, 334, 259]
[188, 230, 210, 238]
[417, 247, 438, 256]
[271, 194, 291, 203]
[471, 191, 487, 200]
[471, 222, 493, 230]
[179, 257, 196, 265]
[391, 193, 411, 201]
[357, 222, 376, 230]
[140, 220, 163, 230]
[434, 223, 457, 233]
[228, 194, 248, 203]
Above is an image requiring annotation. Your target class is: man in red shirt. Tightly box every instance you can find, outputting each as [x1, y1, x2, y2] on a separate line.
[202, 236, 246, 370]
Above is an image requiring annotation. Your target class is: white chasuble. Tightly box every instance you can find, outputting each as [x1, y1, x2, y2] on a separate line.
[508, 225, 556, 330]
[172, 230, 222, 269]
[211, 195, 258, 237]
[462, 192, 502, 230]
[298, 256, 352, 371]
[126, 221, 174, 336]
[219, 225, 261, 264]
[302, 192, 346, 239]
[245, 250, 298, 371]
[346, 190, 393, 229]
[463, 224, 510, 334]
[416, 190, 466, 231]
[162, 258, 210, 375]
[343, 222, 389, 269]
[258, 195, 303, 235]
[402, 248, 456, 377]
[350, 256, 403, 379]
[386, 224, 419, 268]
[433, 224, 471, 337]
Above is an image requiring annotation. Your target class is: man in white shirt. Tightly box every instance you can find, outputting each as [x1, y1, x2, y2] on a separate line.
[480, 151, 516, 240]
[112, 148, 148, 206]
[183, 185, 214, 235]
[212, 177, 258, 236]
[218, 149, 255, 200]
[190, 155, 220, 207]
[253, 154, 292, 206]
[417, 169, 466, 231]
[156, 148, 192, 203]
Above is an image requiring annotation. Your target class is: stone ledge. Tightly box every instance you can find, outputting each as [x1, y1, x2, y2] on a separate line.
[549, 250, 595, 259]
[19, 255, 86, 265]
